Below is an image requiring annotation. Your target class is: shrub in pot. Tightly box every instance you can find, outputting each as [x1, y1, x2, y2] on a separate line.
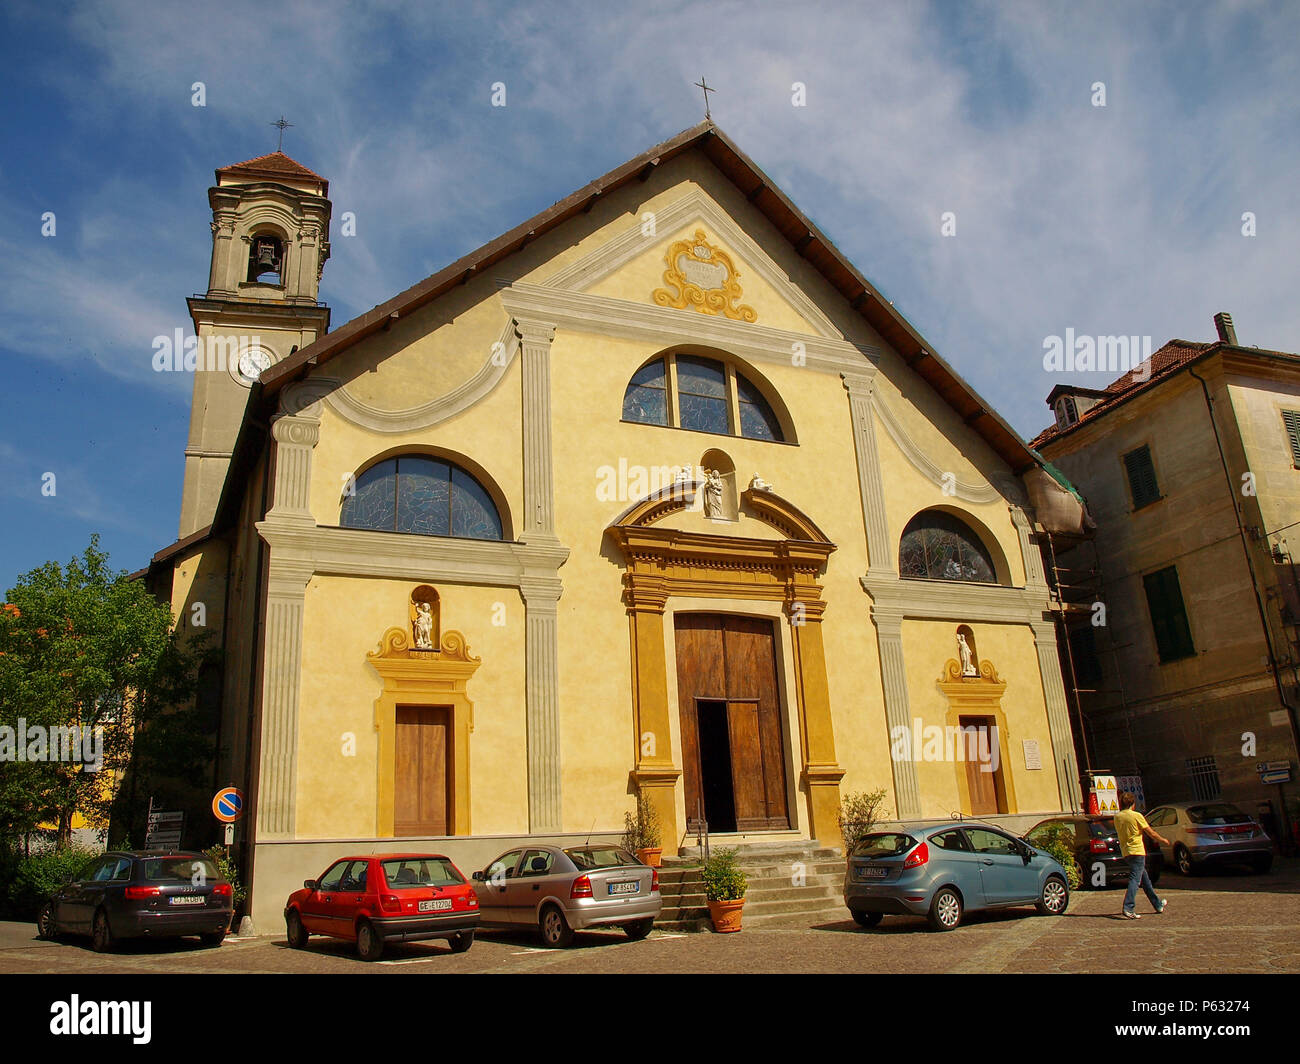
[621, 793, 663, 867]
[701, 848, 747, 932]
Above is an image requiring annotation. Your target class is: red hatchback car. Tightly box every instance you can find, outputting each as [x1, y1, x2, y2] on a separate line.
[284, 853, 479, 961]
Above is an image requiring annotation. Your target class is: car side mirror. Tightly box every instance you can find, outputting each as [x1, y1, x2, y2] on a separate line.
[471, 870, 484, 881]
[1020, 846, 1033, 862]
[303, 880, 318, 891]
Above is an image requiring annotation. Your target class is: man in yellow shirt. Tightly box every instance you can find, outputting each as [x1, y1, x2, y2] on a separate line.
[1114, 791, 1170, 918]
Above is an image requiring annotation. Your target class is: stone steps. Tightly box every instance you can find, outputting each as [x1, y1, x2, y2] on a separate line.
[654, 841, 850, 932]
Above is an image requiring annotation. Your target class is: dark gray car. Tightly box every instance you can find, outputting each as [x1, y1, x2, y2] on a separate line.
[473, 844, 660, 947]
[37, 850, 233, 951]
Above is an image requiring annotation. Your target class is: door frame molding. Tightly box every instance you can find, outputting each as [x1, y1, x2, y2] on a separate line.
[606, 483, 845, 849]
[367, 626, 480, 837]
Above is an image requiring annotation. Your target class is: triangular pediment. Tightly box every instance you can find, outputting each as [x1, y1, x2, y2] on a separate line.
[542, 187, 839, 338]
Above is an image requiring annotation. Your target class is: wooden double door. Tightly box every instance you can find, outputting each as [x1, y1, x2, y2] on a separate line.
[674, 614, 789, 832]
[394, 705, 451, 836]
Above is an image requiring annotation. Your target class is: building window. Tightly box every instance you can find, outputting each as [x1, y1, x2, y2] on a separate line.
[621, 354, 788, 442]
[1282, 410, 1300, 468]
[1123, 444, 1160, 509]
[1142, 565, 1195, 662]
[1054, 395, 1078, 430]
[1186, 755, 1221, 801]
[899, 510, 998, 584]
[341, 456, 503, 540]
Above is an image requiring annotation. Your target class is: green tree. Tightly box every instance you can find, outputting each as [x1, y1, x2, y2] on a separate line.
[0, 537, 211, 848]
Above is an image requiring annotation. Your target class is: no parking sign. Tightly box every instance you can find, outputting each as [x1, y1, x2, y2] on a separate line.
[212, 787, 245, 823]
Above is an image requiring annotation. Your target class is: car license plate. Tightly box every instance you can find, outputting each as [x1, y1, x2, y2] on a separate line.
[857, 867, 888, 879]
[169, 895, 204, 905]
[608, 881, 639, 895]
[419, 898, 453, 912]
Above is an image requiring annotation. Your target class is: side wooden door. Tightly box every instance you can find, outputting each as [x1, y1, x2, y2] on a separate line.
[394, 705, 451, 836]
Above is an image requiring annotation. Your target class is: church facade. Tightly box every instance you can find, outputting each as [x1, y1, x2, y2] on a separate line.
[150, 124, 1089, 929]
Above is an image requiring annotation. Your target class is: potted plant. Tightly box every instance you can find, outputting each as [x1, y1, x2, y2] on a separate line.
[700, 848, 747, 932]
[622, 793, 663, 867]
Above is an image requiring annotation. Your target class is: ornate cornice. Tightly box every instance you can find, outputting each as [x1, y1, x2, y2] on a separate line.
[499, 281, 877, 377]
[862, 571, 1054, 626]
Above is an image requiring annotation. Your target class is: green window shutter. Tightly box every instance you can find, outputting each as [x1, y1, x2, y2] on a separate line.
[1143, 566, 1195, 662]
[1282, 410, 1300, 468]
[1123, 445, 1160, 509]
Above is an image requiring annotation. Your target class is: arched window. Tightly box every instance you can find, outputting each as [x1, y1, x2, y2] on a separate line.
[899, 510, 997, 584]
[621, 353, 788, 442]
[341, 456, 503, 540]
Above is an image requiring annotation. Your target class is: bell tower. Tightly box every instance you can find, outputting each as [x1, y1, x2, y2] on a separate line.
[179, 151, 332, 537]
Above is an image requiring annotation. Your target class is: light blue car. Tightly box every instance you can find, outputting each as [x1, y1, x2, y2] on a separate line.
[843, 821, 1070, 931]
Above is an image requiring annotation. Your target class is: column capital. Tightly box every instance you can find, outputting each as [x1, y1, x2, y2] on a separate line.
[514, 318, 557, 347]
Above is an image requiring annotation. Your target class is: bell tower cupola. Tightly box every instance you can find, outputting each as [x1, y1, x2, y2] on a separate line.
[179, 149, 332, 537]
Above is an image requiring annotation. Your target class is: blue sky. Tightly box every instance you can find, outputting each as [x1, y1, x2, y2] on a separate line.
[1, 0, 1297, 593]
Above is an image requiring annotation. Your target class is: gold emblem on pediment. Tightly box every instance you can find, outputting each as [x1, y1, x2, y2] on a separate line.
[652, 228, 756, 322]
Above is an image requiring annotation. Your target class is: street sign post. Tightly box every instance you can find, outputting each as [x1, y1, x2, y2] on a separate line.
[145, 810, 184, 850]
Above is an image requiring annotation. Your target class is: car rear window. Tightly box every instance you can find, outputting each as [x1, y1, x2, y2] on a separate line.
[1186, 804, 1249, 825]
[565, 847, 638, 870]
[143, 857, 220, 883]
[852, 833, 916, 859]
[381, 858, 464, 888]
[1090, 819, 1116, 837]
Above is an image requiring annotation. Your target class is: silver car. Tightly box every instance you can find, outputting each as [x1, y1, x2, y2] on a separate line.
[472, 844, 661, 947]
[1145, 801, 1273, 875]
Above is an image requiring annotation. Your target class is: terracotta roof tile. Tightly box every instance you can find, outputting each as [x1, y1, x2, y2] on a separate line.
[217, 151, 326, 185]
[1030, 340, 1215, 449]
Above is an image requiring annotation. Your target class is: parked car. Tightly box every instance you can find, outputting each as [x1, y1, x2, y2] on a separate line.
[1144, 802, 1273, 876]
[36, 850, 233, 952]
[283, 853, 479, 961]
[1023, 814, 1163, 888]
[473, 844, 661, 947]
[844, 822, 1070, 931]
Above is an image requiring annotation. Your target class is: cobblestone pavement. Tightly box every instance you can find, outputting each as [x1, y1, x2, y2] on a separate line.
[3, 860, 1296, 975]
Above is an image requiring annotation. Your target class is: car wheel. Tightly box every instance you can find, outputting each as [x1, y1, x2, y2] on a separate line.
[1037, 874, 1069, 916]
[91, 909, 114, 953]
[199, 931, 225, 948]
[36, 902, 57, 941]
[356, 920, 384, 962]
[1174, 845, 1195, 876]
[539, 904, 574, 948]
[449, 930, 474, 953]
[1251, 855, 1273, 874]
[623, 918, 654, 941]
[928, 887, 962, 932]
[285, 910, 309, 949]
[851, 910, 883, 928]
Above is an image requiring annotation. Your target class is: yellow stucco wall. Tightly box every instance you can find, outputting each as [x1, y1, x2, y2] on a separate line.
[296, 575, 526, 838]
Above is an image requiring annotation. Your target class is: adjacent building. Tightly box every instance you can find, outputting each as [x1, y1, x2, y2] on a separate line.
[1033, 314, 1300, 845]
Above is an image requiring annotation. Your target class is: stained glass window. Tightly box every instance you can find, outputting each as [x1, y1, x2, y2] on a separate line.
[676, 356, 730, 434]
[621, 354, 787, 443]
[898, 511, 997, 583]
[621, 359, 668, 425]
[341, 456, 503, 540]
[736, 374, 782, 441]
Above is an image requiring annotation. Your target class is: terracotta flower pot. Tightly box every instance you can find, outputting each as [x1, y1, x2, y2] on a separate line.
[708, 897, 744, 933]
[636, 847, 663, 868]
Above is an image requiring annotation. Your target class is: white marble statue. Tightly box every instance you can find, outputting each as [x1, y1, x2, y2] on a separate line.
[958, 632, 977, 676]
[414, 601, 435, 650]
[702, 469, 725, 518]
[749, 472, 773, 492]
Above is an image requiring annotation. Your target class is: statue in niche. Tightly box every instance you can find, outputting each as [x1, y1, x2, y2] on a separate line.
[957, 632, 977, 677]
[413, 601, 435, 650]
[702, 469, 725, 518]
[749, 472, 773, 492]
